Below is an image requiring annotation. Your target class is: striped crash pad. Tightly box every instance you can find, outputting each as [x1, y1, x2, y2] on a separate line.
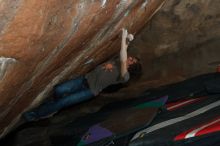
[130, 95, 220, 146]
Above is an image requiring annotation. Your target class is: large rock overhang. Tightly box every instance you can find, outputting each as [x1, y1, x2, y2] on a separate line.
[0, 0, 165, 138]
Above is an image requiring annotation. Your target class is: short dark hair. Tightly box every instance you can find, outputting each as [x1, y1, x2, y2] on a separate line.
[127, 57, 142, 80]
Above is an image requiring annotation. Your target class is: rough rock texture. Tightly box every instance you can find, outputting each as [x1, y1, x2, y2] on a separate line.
[124, 0, 220, 93]
[0, 0, 220, 145]
[0, 0, 165, 137]
[1, 0, 220, 144]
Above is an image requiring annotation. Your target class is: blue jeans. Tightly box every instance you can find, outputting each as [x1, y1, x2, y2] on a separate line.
[24, 76, 94, 121]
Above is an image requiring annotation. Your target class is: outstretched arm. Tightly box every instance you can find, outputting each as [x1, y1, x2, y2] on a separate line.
[120, 28, 128, 78]
[120, 28, 133, 78]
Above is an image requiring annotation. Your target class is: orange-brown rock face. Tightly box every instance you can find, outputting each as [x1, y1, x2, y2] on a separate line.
[0, 0, 165, 137]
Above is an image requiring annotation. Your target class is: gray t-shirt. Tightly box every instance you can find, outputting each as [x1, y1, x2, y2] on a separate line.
[85, 60, 130, 95]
